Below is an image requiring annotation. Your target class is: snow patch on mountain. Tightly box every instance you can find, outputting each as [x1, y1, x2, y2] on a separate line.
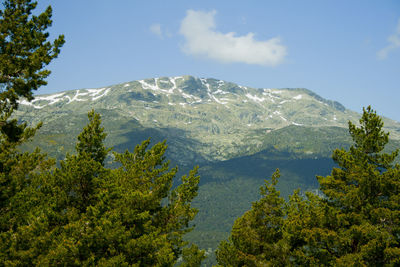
[66, 90, 90, 103]
[139, 76, 184, 94]
[246, 93, 266, 103]
[293, 94, 302, 100]
[91, 88, 110, 100]
[36, 92, 66, 103]
[200, 78, 227, 104]
[17, 92, 65, 108]
[18, 87, 111, 109]
[213, 89, 229, 95]
[18, 99, 45, 109]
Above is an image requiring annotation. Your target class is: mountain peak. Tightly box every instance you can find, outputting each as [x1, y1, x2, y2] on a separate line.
[20, 75, 341, 113]
[15, 76, 400, 161]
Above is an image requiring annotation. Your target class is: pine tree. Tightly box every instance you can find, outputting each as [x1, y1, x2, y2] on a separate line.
[0, 0, 64, 210]
[3, 110, 204, 266]
[76, 109, 111, 165]
[316, 106, 400, 265]
[0, 0, 64, 217]
[217, 106, 400, 266]
[0, 0, 64, 106]
[100, 139, 204, 265]
[216, 169, 289, 266]
[56, 109, 111, 212]
[0, 1, 64, 263]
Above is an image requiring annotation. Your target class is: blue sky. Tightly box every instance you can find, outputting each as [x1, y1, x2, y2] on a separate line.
[36, 0, 400, 121]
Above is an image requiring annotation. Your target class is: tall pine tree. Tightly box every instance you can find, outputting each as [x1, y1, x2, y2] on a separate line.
[216, 106, 400, 266]
[216, 169, 289, 266]
[0, 0, 64, 105]
[316, 106, 400, 265]
[0, 1, 64, 263]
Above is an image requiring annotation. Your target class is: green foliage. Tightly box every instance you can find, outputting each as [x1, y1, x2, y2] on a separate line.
[0, 0, 62, 245]
[76, 109, 111, 165]
[0, 0, 64, 105]
[217, 106, 400, 266]
[180, 244, 206, 267]
[1, 110, 203, 266]
[315, 106, 400, 265]
[216, 169, 289, 266]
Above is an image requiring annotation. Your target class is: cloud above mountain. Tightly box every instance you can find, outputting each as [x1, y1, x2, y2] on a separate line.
[150, 23, 163, 38]
[179, 10, 287, 66]
[377, 18, 400, 60]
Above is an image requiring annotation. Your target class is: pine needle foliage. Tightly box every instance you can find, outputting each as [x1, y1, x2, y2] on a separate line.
[216, 106, 400, 266]
[2, 110, 205, 266]
[0, 0, 62, 255]
[0, 0, 64, 106]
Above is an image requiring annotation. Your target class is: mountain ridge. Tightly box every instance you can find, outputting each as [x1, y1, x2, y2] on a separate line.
[15, 75, 400, 162]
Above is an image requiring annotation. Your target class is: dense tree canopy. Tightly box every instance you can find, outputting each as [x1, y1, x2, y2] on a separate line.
[0, 0, 63, 237]
[216, 169, 289, 266]
[217, 106, 400, 266]
[1, 0, 64, 228]
[0, 1, 204, 265]
[1, 110, 205, 266]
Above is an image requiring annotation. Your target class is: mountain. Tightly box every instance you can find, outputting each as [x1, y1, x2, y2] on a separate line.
[14, 75, 400, 264]
[15, 75, 400, 161]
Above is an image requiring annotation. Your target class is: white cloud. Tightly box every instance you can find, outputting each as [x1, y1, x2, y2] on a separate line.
[377, 18, 400, 60]
[179, 10, 287, 66]
[150, 23, 163, 38]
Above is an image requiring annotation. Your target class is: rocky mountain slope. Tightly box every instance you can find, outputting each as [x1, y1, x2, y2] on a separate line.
[15, 75, 400, 163]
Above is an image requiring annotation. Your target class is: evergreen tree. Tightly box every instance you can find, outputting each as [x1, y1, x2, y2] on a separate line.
[316, 106, 400, 265]
[76, 109, 111, 165]
[0, 1, 64, 263]
[0, 0, 64, 218]
[58, 109, 111, 212]
[216, 169, 289, 266]
[216, 106, 400, 266]
[0, 0, 64, 106]
[0, 0, 64, 209]
[3, 111, 204, 266]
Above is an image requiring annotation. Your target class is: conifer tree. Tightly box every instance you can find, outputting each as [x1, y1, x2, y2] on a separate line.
[0, 0, 64, 209]
[0, 0, 64, 106]
[217, 106, 400, 266]
[76, 110, 111, 165]
[0, 1, 64, 262]
[3, 111, 204, 266]
[315, 106, 400, 265]
[56, 109, 111, 212]
[216, 169, 289, 266]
